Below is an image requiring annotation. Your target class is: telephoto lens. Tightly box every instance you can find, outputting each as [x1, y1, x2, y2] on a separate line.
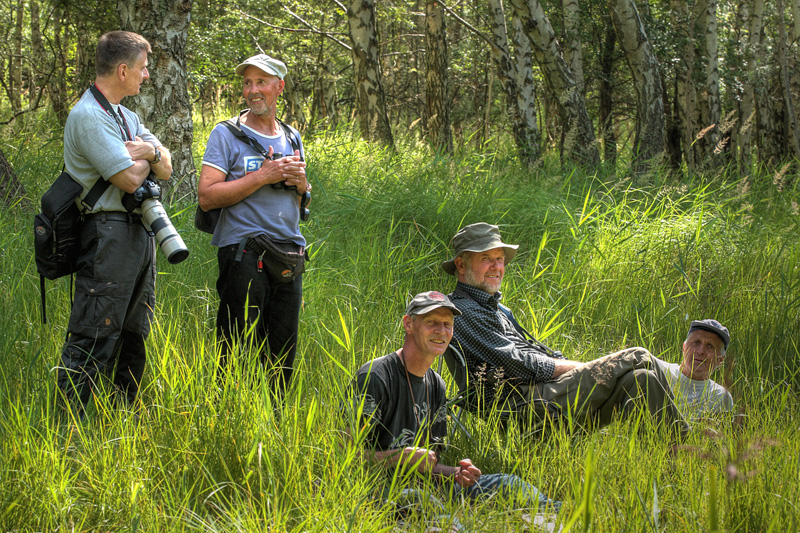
[140, 198, 189, 264]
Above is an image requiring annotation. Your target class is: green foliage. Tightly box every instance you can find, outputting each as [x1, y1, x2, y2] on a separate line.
[1, 127, 799, 530]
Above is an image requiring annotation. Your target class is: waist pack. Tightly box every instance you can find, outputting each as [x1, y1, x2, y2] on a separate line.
[247, 233, 307, 283]
[34, 170, 109, 322]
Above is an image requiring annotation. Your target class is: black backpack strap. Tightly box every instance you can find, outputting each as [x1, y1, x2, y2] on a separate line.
[80, 177, 111, 213]
[277, 118, 302, 159]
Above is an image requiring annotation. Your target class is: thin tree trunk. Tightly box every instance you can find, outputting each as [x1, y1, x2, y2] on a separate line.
[562, 0, 585, 95]
[737, 0, 763, 169]
[50, 6, 69, 127]
[0, 146, 27, 208]
[425, 0, 452, 153]
[11, 0, 24, 113]
[282, 74, 306, 131]
[609, 0, 666, 171]
[598, 15, 616, 167]
[511, 16, 541, 164]
[509, 0, 599, 166]
[119, 0, 196, 202]
[696, 0, 721, 163]
[347, 0, 395, 149]
[30, 0, 44, 93]
[486, 0, 540, 163]
[777, 0, 800, 160]
[672, 0, 697, 170]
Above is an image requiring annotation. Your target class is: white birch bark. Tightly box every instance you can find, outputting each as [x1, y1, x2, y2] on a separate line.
[347, 0, 395, 148]
[609, 0, 666, 169]
[509, 0, 599, 165]
[562, 0, 585, 95]
[426, 0, 452, 153]
[119, 0, 196, 200]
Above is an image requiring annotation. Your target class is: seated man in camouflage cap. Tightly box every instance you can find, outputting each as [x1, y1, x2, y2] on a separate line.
[346, 291, 559, 530]
[443, 222, 689, 434]
[653, 319, 734, 418]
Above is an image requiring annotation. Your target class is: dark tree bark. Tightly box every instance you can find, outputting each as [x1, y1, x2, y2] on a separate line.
[425, 0, 452, 153]
[118, 0, 196, 202]
[346, 0, 395, 149]
[0, 146, 27, 208]
[598, 16, 617, 167]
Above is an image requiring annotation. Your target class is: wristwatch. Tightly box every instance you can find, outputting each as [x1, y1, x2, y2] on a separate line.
[152, 146, 161, 164]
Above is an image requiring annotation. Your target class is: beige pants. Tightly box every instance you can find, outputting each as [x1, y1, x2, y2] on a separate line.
[509, 348, 689, 434]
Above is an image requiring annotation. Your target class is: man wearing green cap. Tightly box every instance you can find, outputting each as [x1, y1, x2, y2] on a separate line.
[654, 319, 734, 417]
[346, 291, 559, 530]
[443, 222, 688, 434]
[198, 54, 309, 398]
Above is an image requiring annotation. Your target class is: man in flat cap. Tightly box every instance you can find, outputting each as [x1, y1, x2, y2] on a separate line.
[654, 319, 734, 417]
[198, 54, 309, 399]
[443, 222, 689, 434]
[346, 291, 559, 530]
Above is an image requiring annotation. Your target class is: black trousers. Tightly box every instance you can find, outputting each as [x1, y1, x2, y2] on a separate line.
[215, 242, 303, 398]
[57, 213, 155, 410]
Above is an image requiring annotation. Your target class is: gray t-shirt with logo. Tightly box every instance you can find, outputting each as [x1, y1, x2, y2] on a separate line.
[63, 88, 161, 213]
[201, 119, 306, 248]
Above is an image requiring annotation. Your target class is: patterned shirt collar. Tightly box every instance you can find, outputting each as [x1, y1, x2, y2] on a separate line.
[455, 281, 502, 309]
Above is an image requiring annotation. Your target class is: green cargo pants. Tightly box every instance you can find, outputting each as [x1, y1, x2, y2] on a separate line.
[510, 347, 689, 435]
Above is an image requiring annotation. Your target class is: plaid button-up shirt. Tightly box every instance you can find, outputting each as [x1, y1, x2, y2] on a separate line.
[449, 282, 561, 407]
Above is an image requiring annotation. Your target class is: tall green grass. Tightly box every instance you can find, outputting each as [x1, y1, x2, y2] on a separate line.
[1, 123, 798, 531]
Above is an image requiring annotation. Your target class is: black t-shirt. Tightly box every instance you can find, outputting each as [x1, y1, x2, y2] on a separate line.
[349, 352, 448, 452]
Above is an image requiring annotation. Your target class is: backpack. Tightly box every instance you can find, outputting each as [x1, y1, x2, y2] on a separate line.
[33, 170, 109, 323]
[194, 113, 303, 234]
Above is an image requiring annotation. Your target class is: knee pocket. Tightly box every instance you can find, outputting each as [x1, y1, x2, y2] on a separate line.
[68, 277, 120, 337]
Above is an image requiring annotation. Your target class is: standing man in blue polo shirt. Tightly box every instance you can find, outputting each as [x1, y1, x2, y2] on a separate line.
[198, 54, 309, 398]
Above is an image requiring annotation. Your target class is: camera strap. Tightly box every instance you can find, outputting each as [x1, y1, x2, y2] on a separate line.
[90, 84, 133, 142]
[220, 110, 302, 160]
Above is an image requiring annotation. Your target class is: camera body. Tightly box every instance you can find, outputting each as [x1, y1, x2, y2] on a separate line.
[267, 153, 310, 221]
[122, 177, 189, 264]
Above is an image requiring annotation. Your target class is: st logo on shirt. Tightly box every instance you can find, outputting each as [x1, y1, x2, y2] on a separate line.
[244, 156, 262, 174]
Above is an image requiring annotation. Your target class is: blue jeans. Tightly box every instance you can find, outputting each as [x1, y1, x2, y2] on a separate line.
[215, 242, 303, 398]
[387, 473, 560, 531]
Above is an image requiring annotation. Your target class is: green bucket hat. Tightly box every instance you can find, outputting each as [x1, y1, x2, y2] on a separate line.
[441, 222, 519, 276]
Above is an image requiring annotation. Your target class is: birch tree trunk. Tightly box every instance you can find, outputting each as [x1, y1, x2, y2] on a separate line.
[487, 0, 540, 164]
[737, 0, 763, 168]
[609, 0, 666, 170]
[671, 0, 697, 171]
[777, 0, 800, 160]
[425, 0, 452, 153]
[11, 0, 23, 113]
[696, 0, 721, 162]
[283, 74, 306, 131]
[347, 0, 395, 149]
[562, 0, 585, 95]
[511, 16, 541, 164]
[119, 0, 196, 202]
[509, 0, 599, 166]
[49, 6, 69, 127]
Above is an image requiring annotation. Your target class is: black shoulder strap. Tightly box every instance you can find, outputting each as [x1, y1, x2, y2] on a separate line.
[221, 111, 303, 160]
[89, 84, 133, 142]
[220, 118, 271, 159]
[277, 118, 302, 159]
